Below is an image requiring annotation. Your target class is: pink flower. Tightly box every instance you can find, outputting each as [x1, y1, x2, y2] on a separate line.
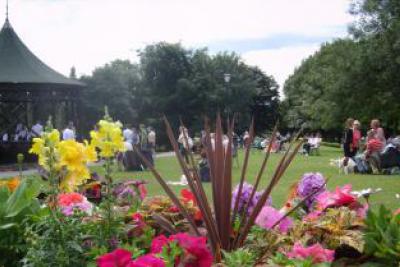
[58, 192, 92, 216]
[138, 184, 147, 200]
[394, 208, 400, 216]
[149, 233, 213, 267]
[97, 248, 132, 267]
[334, 185, 356, 206]
[170, 233, 213, 267]
[355, 203, 369, 219]
[316, 185, 356, 210]
[58, 192, 84, 207]
[286, 242, 335, 263]
[150, 235, 169, 253]
[255, 206, 293, 233]
[128, 254, 165, 267]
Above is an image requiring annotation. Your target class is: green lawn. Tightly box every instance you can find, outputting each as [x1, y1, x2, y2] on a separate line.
[90, 146, 400, 210]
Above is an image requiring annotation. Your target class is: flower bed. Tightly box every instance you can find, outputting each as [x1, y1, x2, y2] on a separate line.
[1, 114, 399, 267]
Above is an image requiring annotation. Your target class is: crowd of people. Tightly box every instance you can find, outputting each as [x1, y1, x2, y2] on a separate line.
[342, 118, 400, 174]
[1, 121, 78, 143]
[119, 124, 156, 171]
[302, 133, 322, 155]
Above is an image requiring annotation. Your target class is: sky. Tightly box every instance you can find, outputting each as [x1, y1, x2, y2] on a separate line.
[1, 0, 353, 93]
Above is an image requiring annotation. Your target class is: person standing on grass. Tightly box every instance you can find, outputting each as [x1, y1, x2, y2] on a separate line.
[123, 124, 134, 144]
[243, 131, 250, 149]
[352, 120, 362, 154]
[139, 124, 152, 168]
[343, 118, 355, 169]
[178, 126, 193, 164]
[148, 126, 156, 157]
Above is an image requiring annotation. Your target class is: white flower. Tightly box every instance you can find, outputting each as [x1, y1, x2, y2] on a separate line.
[352, 188, 382, 198]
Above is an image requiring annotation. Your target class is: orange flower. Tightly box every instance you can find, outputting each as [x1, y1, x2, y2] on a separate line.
[7, 177, 20, 192]
[0, 176, 20, 192]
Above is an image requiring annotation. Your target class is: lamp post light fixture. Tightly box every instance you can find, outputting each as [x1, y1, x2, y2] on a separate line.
[223, 73, 231, 115]
[224, 73, 231, 83]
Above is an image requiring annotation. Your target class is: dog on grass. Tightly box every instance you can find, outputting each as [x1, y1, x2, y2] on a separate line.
[330, 157, 356, 174]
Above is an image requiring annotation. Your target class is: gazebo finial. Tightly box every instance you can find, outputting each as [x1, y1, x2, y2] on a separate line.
[5, 0, 8, 20]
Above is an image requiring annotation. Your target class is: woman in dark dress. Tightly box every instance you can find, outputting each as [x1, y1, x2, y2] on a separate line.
[343, 118, 355, 166]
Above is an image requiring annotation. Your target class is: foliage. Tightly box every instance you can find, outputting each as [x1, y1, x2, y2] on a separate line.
[222, 248, 256, 267]
[284, 0, 400, 133]
[0, 178, 42, 267]
[23, 211, 88, 267]
[364, 205, 400, 265]
[79, 43, 280, 144]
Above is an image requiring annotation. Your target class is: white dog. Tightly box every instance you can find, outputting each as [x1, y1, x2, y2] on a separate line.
[330, 157, 356, 174]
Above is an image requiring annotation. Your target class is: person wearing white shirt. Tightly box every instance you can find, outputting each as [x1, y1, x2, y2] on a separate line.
[123, 126, 134, 144]
[62, 123, 76, 140]
[31, 121, 43, 137]
[147, 127, 156, 153]
[2, 132, 8, 142]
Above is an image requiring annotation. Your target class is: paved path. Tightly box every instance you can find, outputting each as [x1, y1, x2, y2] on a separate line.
[0, 151, 175, 178]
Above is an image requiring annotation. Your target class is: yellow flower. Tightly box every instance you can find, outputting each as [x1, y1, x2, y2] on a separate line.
[57, 139, 97, 191]
[47, 129, 60, 145]
[29, 138, 45, 155]
[29, 127, 98, 192]
[60, 167, 90, 192]
[91, 119, 125, 158]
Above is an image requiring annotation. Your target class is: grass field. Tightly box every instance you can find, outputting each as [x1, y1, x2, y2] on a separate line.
[89, 146, 400, 210]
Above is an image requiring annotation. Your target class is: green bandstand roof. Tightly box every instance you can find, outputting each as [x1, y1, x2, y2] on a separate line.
[0, 18, 83, 87]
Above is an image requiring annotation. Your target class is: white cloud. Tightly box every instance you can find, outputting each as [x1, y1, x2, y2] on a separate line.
[242, 44, 321, 94]
[2, 0, 352, 80]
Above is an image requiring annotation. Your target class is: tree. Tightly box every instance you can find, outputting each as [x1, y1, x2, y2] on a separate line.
[249, 67, 280, 134]
[79, 60, 141, 136]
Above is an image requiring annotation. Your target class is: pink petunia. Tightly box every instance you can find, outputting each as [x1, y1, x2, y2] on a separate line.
[97, 248, 133, 267]
[150, 235, 169, 253]
[286, 242, 335, 263]
[255, 206, 293, 233]
[128, 254, 165, 267]
[170, 233, 213, 267]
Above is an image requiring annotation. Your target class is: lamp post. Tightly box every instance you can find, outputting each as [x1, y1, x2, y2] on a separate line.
[224, 73, 231, 115]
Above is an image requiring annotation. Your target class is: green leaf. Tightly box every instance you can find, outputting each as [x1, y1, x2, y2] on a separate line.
[5, 178, 41, 217]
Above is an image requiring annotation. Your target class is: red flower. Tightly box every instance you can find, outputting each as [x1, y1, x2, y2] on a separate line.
[58, 193, 84, 207]
[128, 254, 165, 267]
[168, 205, 180, 213]
[181, 189, 197, 205]
[97, 248, 132, 267]
[194, 210, 203, 221]
[150, 235, 169, 253]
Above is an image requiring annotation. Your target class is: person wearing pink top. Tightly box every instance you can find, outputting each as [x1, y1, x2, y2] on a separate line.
[370, 119, 386, 145]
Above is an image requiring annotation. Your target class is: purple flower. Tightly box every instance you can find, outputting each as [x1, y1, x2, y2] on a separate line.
[297, 173, 326, 208]
[255, 206, 293, 233]
[232, 182, 271, 215]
